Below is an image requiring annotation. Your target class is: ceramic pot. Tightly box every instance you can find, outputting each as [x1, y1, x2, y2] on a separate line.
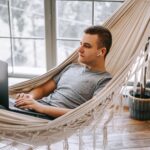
[128, 88, 150, 120]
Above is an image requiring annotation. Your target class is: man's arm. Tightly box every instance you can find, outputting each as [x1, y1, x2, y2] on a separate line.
[29, 79, 57, 99]
[16, 79, 57, 100]
[40, 105, 72, 118]
[15, 98, 72, 117]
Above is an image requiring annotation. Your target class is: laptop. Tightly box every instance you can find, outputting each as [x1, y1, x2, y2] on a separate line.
[0, 60, 53, 120]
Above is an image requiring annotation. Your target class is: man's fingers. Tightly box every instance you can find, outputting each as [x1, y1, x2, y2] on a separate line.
[16, 93, 33, 101]
[19, 105, 29, 110]
[16, 99, 33, 106]
[16, 93, 25, 99]
[16, 93, 21, 99]
[15, 98, 35, 110]
[18, 104, 33, 110]
[20, 93, 25, 98]
[15, 100, 26, 107]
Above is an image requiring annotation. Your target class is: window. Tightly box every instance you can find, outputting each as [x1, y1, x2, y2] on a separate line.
[56, 0, 123, 64]
[0, 0, 124, 85]
[0, 0, 46, 78]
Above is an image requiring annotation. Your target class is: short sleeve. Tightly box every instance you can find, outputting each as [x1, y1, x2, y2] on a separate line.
[93, 77, 111, 96]
[53, 64, 72, 84]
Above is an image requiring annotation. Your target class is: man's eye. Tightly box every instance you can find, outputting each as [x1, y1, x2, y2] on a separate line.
[84, 45, 91, 48]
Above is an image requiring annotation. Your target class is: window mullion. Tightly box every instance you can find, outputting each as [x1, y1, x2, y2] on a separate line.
[92, 0, 94, 25]
[44, 0, 57, 71]
[8, 0, 14, 74]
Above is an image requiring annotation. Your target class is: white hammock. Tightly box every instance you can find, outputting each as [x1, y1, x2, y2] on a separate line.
[0, 0, 150, 149]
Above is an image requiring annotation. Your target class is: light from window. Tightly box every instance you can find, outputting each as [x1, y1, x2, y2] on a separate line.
[56, 0, 123, 65]
[0, 0, 46, 77]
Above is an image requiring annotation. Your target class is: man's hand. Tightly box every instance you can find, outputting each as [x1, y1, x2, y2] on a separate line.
[16, 93, 33, 101]
[15, 97, 44, 113]
[15, 92, 72, 118]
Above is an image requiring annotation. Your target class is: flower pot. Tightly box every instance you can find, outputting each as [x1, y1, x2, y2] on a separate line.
[128, 88, 150, 120]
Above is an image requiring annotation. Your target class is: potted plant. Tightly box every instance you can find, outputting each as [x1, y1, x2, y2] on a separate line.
[128, 37, 150, 120]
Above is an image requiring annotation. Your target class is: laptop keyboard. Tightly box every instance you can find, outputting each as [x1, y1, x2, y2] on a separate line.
[8, 98, 54, 120]
[9, 98, 22, 110]
[9, 98, 37, 112]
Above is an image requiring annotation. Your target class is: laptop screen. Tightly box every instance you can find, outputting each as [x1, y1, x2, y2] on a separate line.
[0, 60, 9, 108]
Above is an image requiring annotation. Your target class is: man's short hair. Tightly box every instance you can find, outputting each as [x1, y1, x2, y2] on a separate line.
[84, 25, 112, 57]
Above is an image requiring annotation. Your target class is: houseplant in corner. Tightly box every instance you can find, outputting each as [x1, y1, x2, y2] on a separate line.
[128, 37, 150, 120]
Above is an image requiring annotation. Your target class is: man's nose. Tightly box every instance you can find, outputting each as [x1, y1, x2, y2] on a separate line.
[78, 45, 84, 53]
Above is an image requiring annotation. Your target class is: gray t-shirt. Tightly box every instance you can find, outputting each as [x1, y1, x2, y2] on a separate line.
[46, 63, 112, 109]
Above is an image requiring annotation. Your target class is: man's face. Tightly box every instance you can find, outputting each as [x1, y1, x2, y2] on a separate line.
[78, 33, 100, 65]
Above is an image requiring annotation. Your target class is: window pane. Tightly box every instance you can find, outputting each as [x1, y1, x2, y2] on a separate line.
[56, 1, 92, 39]
[9, 77, 28, 86]
[35, 40, 46, 68]
[0, 4, 10, 36]
[56, 1, 123, 65]
[0, 39, 11, 62]
[12, 10, 45, 37]
[94, 2, 122, 24]
[11, 1, 45, 37]
[57, 40, 79, 64]
[0, 0, 7, 5]
[0, 0, 46, 77]
[11, 0, 44, 14]
[0, 38, 12, 73]
[13, 39, 46, 75]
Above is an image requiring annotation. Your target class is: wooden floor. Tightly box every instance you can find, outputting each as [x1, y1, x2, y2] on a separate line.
[50, 108, 150, 150]
[105, 109, 150, 150]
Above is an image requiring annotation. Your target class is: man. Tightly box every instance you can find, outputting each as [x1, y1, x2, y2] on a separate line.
[15, 25, 112, 118]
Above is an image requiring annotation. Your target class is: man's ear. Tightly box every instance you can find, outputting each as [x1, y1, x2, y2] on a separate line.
[97, 50, 102, 56]
[97, 47, 106, 56]
[101, 47, 107, 56]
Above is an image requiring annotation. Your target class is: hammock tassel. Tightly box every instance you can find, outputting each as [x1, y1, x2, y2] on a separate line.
[63, 138, 69, 150]
[27, 146, 34, 150]
[103, 126, 108, 150]
[79, 129, 83, 150]
[47, 144, 52, 150]
[93, 126, 96, 150]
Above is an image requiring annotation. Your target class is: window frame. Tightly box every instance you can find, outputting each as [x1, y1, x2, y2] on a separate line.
[0, 0, 124, 79]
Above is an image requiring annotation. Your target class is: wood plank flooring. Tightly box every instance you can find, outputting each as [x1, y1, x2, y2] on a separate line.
[106, 110, 150, 150]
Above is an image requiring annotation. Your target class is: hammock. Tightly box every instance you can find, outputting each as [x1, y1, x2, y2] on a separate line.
[0, 0, 150, 149]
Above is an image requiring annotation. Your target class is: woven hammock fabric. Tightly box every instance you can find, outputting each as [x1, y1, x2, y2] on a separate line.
[0, 0, 150, 149]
